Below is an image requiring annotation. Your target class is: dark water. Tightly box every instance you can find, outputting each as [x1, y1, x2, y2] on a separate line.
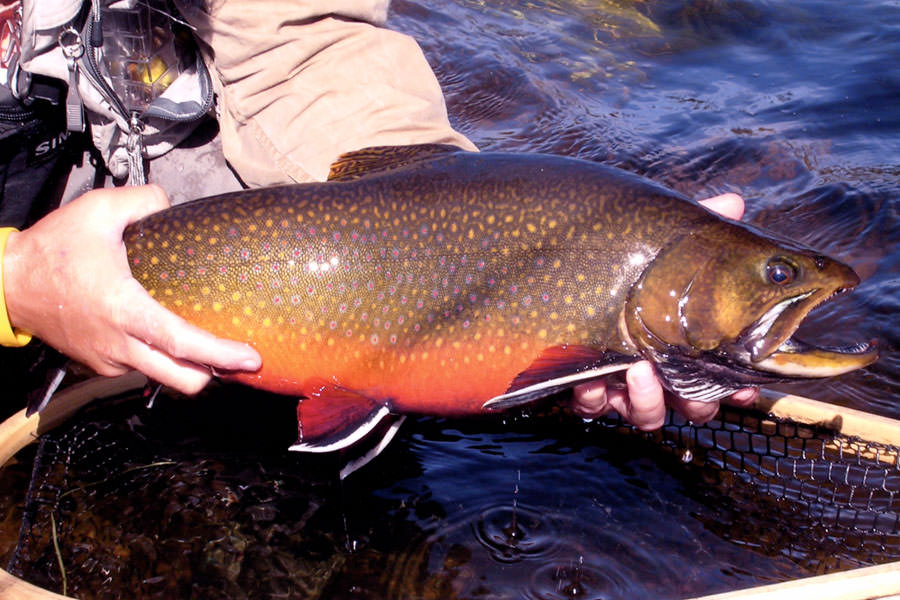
[2, 1, 899, 598]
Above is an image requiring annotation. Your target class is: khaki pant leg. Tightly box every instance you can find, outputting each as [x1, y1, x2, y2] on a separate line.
[178, 1, 476, 186]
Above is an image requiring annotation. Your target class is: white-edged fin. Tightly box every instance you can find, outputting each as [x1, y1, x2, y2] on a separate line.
[339, 416, 407, 479]
[290, 404, 392, 453]
[482, 362, 635, 411]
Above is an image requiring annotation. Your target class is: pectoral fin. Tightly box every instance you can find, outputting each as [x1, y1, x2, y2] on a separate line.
[482, 345, 637, 411]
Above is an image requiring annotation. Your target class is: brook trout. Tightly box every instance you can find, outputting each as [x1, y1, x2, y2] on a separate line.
[124, 145, 877, 454]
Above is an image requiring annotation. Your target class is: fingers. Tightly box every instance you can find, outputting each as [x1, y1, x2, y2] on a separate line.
[665, 396, 720, 425]
[125, 337, 214, 395]
[110, 280, 261, 394]
[572, 362, 760, 429]
[614, 361, 666, 430]
[571, 361, 665, 431]
[119, 281, 261, 372]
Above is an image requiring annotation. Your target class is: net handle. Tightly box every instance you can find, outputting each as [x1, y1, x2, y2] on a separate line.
[756, 389, 900, 446]
[687, 560, 900, 600]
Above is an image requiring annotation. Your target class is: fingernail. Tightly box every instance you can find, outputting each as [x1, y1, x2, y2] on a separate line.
[239, 358, 261, 371]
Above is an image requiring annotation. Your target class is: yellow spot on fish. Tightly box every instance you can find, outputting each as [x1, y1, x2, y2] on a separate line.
[150, 256, 159, 265]
[564, 295, 573, 304]
[538, 329, 547, 339]
[193, 303, 202, 311]
[244, 307, 253, 316]
[202, 286, 211, 296]
[232, 292, 241, 302]
[526, 223, 536, 233]
[213, 302, 223, 312]
[232, 317, 240, 326]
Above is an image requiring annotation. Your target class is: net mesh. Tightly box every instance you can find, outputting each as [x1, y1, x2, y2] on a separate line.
[3, 393, 899, 596]
[602, 406, 900, 573]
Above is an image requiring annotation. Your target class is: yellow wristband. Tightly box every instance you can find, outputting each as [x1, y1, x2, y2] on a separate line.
[0, 227, 32, 347]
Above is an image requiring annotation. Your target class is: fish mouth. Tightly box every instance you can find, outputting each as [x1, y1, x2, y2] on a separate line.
[736, 288, 878, 378]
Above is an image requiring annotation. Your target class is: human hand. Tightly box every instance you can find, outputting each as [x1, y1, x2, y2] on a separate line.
[3, 185, 261, 394]
[571, 193, 759, 429]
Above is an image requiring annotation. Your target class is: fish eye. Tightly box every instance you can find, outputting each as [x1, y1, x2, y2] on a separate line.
[766, 259, 796, 286]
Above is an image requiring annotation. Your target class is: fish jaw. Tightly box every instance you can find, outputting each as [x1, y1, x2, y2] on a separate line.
[732, 285, 879, 378]
[752, 337, 878, 378]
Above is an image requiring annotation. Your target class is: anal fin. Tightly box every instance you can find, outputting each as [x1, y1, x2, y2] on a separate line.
[290, 381, 395, 453]
[483, 345, 637, 411]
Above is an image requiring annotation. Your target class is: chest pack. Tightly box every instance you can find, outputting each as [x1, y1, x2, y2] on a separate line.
[11, 0, 212, 184]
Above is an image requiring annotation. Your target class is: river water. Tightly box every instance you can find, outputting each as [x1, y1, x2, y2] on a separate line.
[2, 1, 898, 598]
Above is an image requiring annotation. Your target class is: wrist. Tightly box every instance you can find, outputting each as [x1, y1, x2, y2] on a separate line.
[0, 227, 33, 347]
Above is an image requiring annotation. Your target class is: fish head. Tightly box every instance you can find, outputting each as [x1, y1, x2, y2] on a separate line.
[623, 220, 878, 401]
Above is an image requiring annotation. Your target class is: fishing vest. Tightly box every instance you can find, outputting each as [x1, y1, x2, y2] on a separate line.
[11, 0, 212, 184]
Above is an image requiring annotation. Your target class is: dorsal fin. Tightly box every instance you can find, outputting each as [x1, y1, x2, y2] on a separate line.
[327, 144, 463, 181]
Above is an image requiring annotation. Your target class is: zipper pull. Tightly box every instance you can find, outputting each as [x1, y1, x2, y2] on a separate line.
[126, 113, 147, 186]
[58, 27, 85, 133]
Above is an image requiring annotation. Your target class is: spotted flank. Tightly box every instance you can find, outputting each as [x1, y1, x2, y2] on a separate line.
[124, 146, 877, 462]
